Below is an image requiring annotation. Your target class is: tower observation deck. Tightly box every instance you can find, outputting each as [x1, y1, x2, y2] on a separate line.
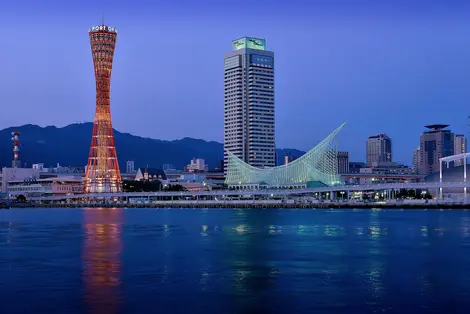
[84, 24, 122, 193]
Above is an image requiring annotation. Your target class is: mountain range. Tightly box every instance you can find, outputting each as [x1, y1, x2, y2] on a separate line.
[0, 123, 305, 170]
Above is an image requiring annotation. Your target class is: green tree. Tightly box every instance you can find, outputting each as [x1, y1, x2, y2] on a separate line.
[122, 180, 162, 192]
[163, 184, 187, 192]
[396, 189, 409, 199]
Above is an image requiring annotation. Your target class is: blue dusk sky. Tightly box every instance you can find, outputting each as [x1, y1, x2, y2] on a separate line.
[1, 0, 470, 165]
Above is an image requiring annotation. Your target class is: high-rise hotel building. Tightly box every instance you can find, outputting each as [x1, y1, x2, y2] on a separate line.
[224, 37, 275, 170]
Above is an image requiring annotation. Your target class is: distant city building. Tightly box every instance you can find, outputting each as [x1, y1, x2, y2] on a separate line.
[412, 147, 421, 174]
[336, 152, 349, 174]
[349, 162, 365, 174]
[454, 134, 467, 167]
[172, 173, 216, 191]
[39, 163, 84, 174]
[352, 164, 418, 185]
[283, 153, 298, 165]
[366, 133, 392, 166]
[365, 163, 414, 175]
[162, 164, 176, 171]
[186, 158, 208, 172]
[135, 168, 167, 181]
[419, 124, 454, 175]
[224, 36, 275, 171]
[163, 168, 184, 181]
[32, 163, 45, 171]
[126, 160, 135, 174]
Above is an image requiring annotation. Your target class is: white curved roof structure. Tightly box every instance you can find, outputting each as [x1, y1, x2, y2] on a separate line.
[225, 122, 346, 186]
[440, 153, 470, 163]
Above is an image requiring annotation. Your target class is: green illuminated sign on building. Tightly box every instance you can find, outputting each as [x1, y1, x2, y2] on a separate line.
[232, 37, 266, 51]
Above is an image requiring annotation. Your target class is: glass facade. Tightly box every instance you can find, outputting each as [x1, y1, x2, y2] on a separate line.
[251, 54, 274, 67]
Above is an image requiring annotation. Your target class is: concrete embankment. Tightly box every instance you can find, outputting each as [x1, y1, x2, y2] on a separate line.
[6, 201, 470, 209]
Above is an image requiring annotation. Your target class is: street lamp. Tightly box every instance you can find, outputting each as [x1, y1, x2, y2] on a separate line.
[340, 191, 345, 201]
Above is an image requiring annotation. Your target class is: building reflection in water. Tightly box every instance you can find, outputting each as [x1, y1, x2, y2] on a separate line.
[228, 210, 280, 313]
[82, 208, 123, 314]
[365, 210, 385, 301]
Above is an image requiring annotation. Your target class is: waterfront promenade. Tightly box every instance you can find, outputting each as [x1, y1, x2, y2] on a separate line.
[2, 181, 470, 209]
[14, 181, 470, 202]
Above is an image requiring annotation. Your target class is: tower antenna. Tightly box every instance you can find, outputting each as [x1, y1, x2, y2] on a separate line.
[101, 12, 104, 25]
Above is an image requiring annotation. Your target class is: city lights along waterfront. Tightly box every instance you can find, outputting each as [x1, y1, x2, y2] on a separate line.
[1, 22, 469, 207]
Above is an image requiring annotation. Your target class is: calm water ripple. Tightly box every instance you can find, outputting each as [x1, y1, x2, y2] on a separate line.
[1, 208, 470, 313]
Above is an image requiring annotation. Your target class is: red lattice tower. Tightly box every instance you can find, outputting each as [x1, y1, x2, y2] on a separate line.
[84, 24, 122, 193]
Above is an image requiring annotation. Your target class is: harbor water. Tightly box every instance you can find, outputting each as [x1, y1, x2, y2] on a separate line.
[1, 207, 470, 313]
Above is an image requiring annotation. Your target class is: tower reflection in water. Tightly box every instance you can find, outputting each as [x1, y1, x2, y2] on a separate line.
[82, 208, 123, 313]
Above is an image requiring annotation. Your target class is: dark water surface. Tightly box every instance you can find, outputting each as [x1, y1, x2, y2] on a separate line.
[1, 208, 470, 313]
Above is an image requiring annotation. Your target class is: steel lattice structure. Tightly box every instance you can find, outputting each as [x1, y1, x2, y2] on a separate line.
[225, 123, 345, 186]
[84, 25, 122, 193]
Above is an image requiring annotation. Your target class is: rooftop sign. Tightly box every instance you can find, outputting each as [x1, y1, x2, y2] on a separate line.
[232, 37, 266, 51]
[88, 25, 117, 34]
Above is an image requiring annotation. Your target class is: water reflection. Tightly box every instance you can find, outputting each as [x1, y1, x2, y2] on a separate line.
[82, 208, 123, 314]
[200, 224, 208, 236]
[229, 210, 279, 312]
[461, 216, 470, 238]
[421, 226, 429, 237]
[365, 210, 385, 302]
[3, 208, 470, 312]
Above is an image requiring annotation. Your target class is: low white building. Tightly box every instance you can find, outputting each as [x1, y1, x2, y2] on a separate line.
[7, 177, 83, 198]
[186, 158, 208, 172]
[357, 163, 416, 184]
[32, 163, 45, 171]
[135, 168, 167, 181]
[1, 167, 40, 193]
